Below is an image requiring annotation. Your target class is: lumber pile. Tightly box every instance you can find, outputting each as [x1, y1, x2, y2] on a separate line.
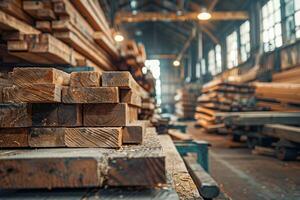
[139, 96, 156, 120]
[254, 82, 300, 111]
[0, 69, 170, 189]
[0, 0, 120, 71]
[195, 81, 261, 132]
[175, 84, 201, 120]
[120, 40, 146, 69]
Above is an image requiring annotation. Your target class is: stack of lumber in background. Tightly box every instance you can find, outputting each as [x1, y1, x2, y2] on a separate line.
[139, 96, 156, 120]
[0, 69, 168, 189]
[194, 81, 264, 133]
[175, 84, 201, 120]
[0, 0, 120, 71]
[255, 66, 300, 111]
[219, 111, 300, 160]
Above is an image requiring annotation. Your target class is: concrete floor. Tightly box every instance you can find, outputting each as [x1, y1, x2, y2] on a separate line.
[187, 123, 300, 200]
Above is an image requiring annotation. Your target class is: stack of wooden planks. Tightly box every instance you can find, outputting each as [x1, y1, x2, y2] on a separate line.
[254, 81, 300, 112]
[139, 96, 156, 120]
[195, 81, 261, 132]
[175, 85, 201, 120]
[120, 40, 146, 70]
[0, 0, 120, 71]
[0, 69, 169, 189]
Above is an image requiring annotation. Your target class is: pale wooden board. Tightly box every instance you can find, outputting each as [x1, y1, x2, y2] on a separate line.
[12, 67, 70, 86]
[158, 134, 202, 200]
[62, 87, 119, 103]
[29, 127, 122, 148]
[0, 128, 165, 189]
[70, 71, 100, 87]
[3, 84, 61, 103]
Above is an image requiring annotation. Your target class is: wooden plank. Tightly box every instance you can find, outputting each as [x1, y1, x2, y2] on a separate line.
[0, 10, 39, 34]
[184, 156, 220, 199]
[70, 71, 100, 87]
[120, 89, 142, 107]
[3, 84, 61, 103]
[62, 87, 119, 103]
[12, 67, 70, 86]
[122, 121, 145, 144]
[35, 21, 52, 32]
[29, 127, 122, 148]
[158, 134, 202, 200]
[102, 71, 138, 90]
[0, 0, 34, 25]
[262, 124, 300, 143]
[0, 128, 165, 189]
[0, 103, 31, 128]
[221, 112, 300, 126]
[83, 103, 130, 127]
[32, 103, 82, 127]
[0, 128, 29, 147]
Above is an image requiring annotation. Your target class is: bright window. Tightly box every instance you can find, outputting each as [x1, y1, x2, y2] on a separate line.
[208, 45, 222, 75]
[145, 59, 161, 104]
[215, 45, 222, 74]
[240, 20, 251, 62]
[261, 0, 282, 52]
[208, 49, 216, 75]
[226, 31, 238, 69]
[284, 0, 300, 41]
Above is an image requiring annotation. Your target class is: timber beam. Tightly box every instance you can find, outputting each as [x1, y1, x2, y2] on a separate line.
[115, 11, 249, 24]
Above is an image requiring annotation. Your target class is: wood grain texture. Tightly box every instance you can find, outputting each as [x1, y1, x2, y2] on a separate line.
[3, 84, 62, 103]
[120, 89, 142, 107]
[0, 157, 99, 189]
[29, 127, 122, 148]
[107, 128, 165, 186]
[0, 128, 29, 148]
[12, 67, 70, 86]
[32, 104, 82, 127]
[83, 103, 129, 126]
[158, 135, 202, 200]
[122, 121, 145, 144]
[65, 127, 122, 148]
[62, 87, 119, 103]
[0, 128, 165, 189]
[70, 71, 100, 87]
[0, 103, 31, 128]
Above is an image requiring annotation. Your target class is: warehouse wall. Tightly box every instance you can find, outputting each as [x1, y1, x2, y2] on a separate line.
[200, 0, 300, 82]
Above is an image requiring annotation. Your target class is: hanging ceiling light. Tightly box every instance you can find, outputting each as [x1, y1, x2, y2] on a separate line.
[173, 60, 180, 67]
[114, 32, 124, 42]
[197, 8, 211, 20]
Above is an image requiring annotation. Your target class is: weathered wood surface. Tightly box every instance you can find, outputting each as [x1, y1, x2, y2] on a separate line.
[29, 127, 122, 148]
[219, 112, 300, 126]
[12, 67, 70, 86]
[0, 128, 29, 148]
[120, 89, 142, 107]
[62, 87, 119, 103]
[0, 103, 31, 128]
[0, 128, 165, 189]
[0, 186, 179, 200]
[184, 156, 220, 199]
[84, 103, 132, 127]
[102, 71, 148, 98]
[122, 121, 145, 144]
[3, 84, 62, 103]
[158, 134, 202, 200]
[254, 82, 300, 104]
[70, 71, 100, 87]
[32, 104, 82, 127]
[262, 124, 300, 143]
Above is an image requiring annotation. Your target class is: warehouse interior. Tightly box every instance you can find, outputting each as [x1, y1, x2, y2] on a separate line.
[0, 0, 299, 199]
